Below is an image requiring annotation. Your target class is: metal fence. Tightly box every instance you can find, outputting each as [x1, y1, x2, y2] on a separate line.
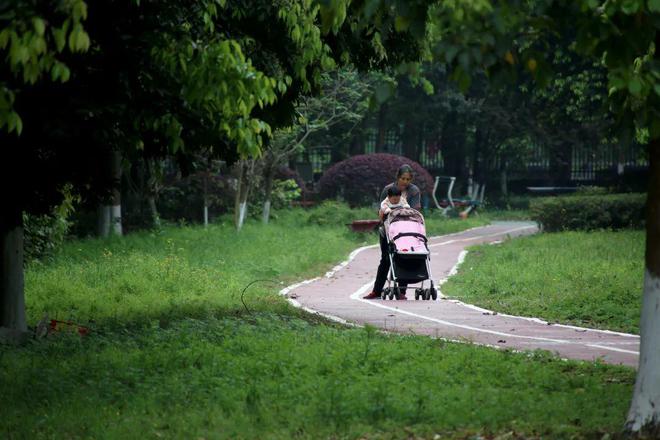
[357, 130, 648, 186]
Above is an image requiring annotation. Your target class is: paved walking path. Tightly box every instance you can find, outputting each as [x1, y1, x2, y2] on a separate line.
[282, 221, 640, 368]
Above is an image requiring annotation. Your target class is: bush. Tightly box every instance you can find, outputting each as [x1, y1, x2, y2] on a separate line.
[530, 193, 646, 232]
[274, 166, 306, 194]
[270, 179, 302, 208]
[305, 201, 376, 226]
[23, 185, 78, 262]
[573, 185, 610, 196]
[318, 153, 434, 206]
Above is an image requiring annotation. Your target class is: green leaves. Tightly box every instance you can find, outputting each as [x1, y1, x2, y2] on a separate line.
[649, 0, 660, 12]
[0, 2, 90, 134]
[32, 18, 45, 36]
[628, 76, 643, 95]
[394, 15, 411, 32]
[52, 23, 68, 52]
[68, 24, 90, 52]
[50, 61, 70, 82]
[621, 0, 643, 14]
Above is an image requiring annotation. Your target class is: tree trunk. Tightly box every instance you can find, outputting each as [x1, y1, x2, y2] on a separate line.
[110, 149, 122, 236]
[235, 160, 251, 231]
[500, 161, 508, 197]
[145, 159, 161, 229]
[203, 173, 209, 227]
[625, 137, 660, 436]
[147, 196, 160, 229]
[97, 205, 111, 237]
[262, 165, 274, 224]
[234, 161, 244, 229]
[0, 206, 27, 342]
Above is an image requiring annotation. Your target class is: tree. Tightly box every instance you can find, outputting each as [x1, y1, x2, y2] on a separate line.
[1, 0, 425, 338]
[260, 68, 374, 223]
[1, 0, 90, 339]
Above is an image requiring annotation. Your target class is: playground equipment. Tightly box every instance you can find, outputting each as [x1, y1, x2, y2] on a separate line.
[432, 176, 485, 217]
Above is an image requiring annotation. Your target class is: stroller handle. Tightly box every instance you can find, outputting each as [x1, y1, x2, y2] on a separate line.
[391, 232, 428, 243]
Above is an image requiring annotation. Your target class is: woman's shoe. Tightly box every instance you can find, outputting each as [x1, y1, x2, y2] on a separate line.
[363, 291, 380, 299]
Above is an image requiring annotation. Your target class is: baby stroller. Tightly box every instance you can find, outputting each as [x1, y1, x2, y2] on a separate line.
[381, 207, 438, 301]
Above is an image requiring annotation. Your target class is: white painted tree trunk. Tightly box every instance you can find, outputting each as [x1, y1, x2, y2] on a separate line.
[262, 166, 274, 224]
[262, 200, 271, 224]
[203, 204, 209, 227]
[625, 137, 660, 437]
[625, 271, 660, 434]
[110, 149, 122, 236]
[110, 204, 122, 236]
[234, 160, 252, 231]
[97, 205, 111, 237]
[237, 201, 247, 231]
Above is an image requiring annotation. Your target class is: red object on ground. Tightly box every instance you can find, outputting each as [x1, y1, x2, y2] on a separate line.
[49, 319, 90, 336]
[348, 219, 380, 232]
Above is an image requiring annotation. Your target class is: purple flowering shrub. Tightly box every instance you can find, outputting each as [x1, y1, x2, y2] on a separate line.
[318, 153, 434, 206]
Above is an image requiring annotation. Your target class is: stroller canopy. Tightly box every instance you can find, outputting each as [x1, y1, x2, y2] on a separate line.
[385, 207, 425, 227]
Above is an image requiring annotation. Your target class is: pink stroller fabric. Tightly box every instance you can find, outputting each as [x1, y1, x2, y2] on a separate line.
[384, 208, 428, 254]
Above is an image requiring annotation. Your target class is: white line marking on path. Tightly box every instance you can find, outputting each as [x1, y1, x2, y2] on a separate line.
[349, 280, 639, 355]
[280, 224, 639, 357]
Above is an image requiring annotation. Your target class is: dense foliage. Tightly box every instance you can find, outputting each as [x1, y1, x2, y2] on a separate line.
[22, 186, 78, 262]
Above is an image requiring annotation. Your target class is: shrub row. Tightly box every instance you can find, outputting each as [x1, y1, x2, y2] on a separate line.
[530, 193, 646, 232]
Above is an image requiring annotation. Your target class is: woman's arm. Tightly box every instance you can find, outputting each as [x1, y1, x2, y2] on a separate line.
[407, 185, 421, 209]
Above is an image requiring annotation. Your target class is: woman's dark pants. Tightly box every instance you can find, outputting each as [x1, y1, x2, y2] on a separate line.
[373, 232, 407, 295]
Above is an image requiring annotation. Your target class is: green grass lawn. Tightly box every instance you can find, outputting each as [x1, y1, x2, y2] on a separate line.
[442, 230, 644, 334]
[1, 208, 636, 439]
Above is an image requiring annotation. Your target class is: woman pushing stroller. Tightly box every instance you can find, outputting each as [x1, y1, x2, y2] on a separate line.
[363, 164, 422, 300]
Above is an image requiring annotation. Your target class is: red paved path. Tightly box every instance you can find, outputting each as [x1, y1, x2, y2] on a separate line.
[283, 222, 640, 368]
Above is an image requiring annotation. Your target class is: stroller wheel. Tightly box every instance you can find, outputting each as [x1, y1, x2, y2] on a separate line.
[424, 289, 431, 300]
[381, 288, 389, 300]
[388, 291, 395, 300]
[430, 288, 438, 300]
[414, 288, 422, 300]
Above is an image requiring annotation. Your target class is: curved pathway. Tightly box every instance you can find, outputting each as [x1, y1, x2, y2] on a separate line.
[282, 221, 640, 368]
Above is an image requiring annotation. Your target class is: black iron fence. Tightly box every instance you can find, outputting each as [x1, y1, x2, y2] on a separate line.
[294, 129, 648, 194]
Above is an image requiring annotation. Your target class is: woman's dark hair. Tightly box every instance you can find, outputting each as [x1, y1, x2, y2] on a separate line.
[396, 164, 414, 179]
[387, 186, 402, 197]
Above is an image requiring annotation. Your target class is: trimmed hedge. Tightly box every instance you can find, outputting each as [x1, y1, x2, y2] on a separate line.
[530, 193, 646, 232]
[318, 153, 434, 206]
